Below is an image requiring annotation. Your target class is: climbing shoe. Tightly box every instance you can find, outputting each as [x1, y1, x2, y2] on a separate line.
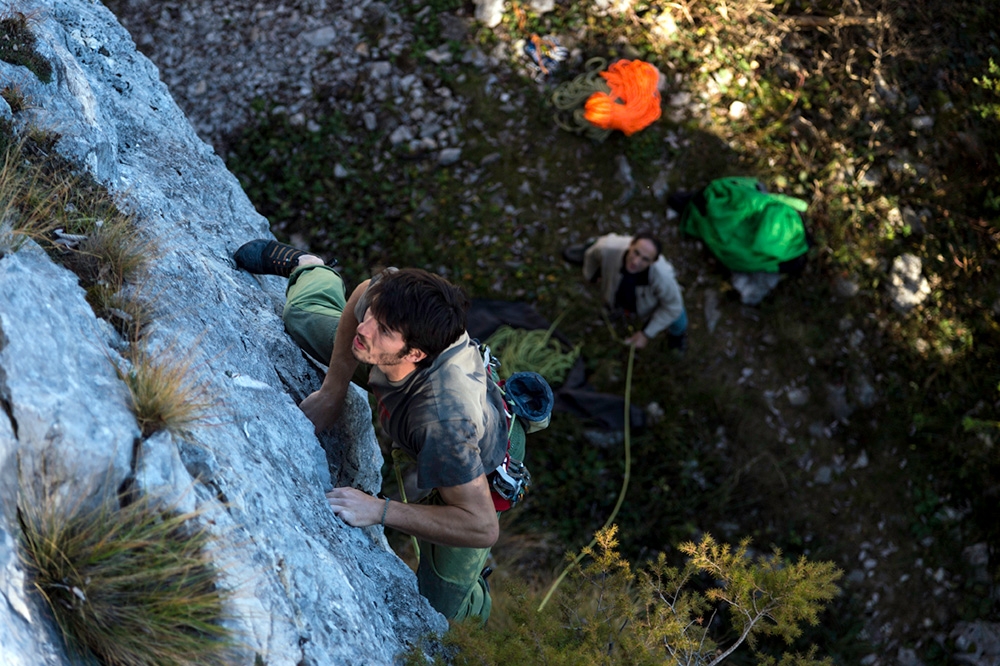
[561, 239, 594, 265]
[666, 331, 688, 354]
[234, 239, 311, 277]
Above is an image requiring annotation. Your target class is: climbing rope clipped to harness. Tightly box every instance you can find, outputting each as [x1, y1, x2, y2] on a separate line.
[552, 58, 662, 141]
[537, 342, 635, 612]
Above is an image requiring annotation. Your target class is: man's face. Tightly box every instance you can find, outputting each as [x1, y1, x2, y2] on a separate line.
[353, 309, 412, 368]
[625, 238, 657, 274]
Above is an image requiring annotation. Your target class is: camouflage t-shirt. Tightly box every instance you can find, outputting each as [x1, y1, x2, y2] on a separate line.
[357, 277, 508, 490]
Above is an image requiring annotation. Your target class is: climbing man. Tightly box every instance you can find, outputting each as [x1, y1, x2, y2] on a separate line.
[233, 239, 524, 622]
[564, 231, 687, 351]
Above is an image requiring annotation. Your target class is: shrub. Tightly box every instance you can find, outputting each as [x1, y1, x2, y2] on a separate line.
[412, 526, 842, 666]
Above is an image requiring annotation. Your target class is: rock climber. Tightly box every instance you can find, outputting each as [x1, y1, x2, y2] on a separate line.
[234, 239, 526, 622]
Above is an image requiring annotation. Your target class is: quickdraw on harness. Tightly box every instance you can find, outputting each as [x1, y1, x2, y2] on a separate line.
[480, 343, 534, 512]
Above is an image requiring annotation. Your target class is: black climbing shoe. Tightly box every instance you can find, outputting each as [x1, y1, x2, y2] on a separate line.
[562, 239, 594, 265]
[666, 331, 688, 354]
[234, 239, 311, 277]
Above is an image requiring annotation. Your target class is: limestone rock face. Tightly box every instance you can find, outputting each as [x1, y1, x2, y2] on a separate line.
[0, 1, 446, 664]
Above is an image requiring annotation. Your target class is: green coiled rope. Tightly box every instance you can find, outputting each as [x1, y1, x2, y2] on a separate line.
[551, 57, 613, 142]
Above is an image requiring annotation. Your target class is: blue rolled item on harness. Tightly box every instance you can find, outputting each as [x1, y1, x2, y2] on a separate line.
[504, 371, 554, 433]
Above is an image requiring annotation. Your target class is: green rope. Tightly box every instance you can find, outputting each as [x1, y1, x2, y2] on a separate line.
[485, 314, 580, 387]
[391, 448, 420, 563]
[551, 57, 613, 142]
[537, 342, 635, 612]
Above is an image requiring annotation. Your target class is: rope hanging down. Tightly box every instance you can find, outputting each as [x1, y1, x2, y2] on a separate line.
[537, 342, 636, 612]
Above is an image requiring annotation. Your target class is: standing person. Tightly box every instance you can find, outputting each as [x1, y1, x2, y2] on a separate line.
[233, 239, 525, 622]
[564, 231, 687, 351]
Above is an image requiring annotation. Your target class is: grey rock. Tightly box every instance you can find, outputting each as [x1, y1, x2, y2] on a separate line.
[529, 0, 556, 13]
[887, 253, 931, 312]
[301, 26, 339, 48]
[897, 647, 924, 666]
[390, 124, 415, 144]
[952, 621, 1000, 665]
[651, 171, 670, 201]
[787, 387, 810, 407]
[827, 383, 853, 423]
[853, 374, 877, 408]
[439, 147, 462, 165]
[0, 2, 447, 664]
[833, 275, 860, 299]
[731, 271, 783, 305]
[704, 289, 721, 333]
[425, 44, 453, 64]
[474, 0, 506, 28]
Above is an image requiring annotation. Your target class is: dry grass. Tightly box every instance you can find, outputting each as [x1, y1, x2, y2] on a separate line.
[17, 482, 235, 666]
[115, 343, 215, 439]
[0, 136, 66, 251]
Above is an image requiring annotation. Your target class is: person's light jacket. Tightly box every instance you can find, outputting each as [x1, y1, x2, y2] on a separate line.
[583, 233, 684, 339]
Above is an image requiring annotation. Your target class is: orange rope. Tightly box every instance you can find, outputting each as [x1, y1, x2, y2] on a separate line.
[583, 60, 662, 136]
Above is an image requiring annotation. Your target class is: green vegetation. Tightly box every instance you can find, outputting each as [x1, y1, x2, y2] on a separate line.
[223, 0, 999, 662]
[0, 10, 53, 83]
[17, 485, 234, 665]
[408, 527, 841, 666]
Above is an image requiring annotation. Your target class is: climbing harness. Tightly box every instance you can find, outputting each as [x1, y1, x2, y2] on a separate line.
[480, 343, 547, 512]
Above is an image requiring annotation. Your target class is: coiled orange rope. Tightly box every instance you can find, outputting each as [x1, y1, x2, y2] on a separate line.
[583, 60, 662, 136]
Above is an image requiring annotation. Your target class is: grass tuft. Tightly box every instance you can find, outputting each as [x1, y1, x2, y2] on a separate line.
[1, 82, 28, 112]
[0, 135, 65, 251]
[116, 344, 214, 439]
[17, 485, 234, 666]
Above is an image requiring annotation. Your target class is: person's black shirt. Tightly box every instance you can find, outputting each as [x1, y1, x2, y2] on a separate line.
[614, 258, 649, 314]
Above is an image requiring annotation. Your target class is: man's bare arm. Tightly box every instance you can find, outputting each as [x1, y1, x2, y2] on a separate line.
[326, 474, 499, 549]
[299, 279, 370, 433]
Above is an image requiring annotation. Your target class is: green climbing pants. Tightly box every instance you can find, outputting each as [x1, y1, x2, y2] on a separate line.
[281, 263, 526, 623]
[283, 264, 346, 363]
[416, 419, 525, 623]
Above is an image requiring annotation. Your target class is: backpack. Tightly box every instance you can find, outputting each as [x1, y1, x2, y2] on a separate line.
[680, 176, 810, 273]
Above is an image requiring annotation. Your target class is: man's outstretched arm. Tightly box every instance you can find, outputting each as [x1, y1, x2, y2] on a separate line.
[299, 278, 370, 433]
[326, 474, 499, 549]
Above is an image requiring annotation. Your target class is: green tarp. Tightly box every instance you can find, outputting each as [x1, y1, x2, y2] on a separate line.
[680, 176, 809, 273]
